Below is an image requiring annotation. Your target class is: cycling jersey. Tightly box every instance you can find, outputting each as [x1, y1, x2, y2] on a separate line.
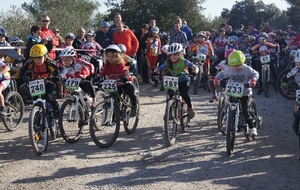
[213, 37, 228, 51]
[100, 62, 133, 86]
[81, 40, 103, 56]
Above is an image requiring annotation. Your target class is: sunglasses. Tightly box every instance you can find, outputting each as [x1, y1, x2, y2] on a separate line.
[42, 20, 50, 22]
[143, 28, 149, 30]
[54, 31, 59, 33]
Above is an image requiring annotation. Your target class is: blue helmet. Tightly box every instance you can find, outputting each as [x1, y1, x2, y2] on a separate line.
[101, 21, 110, 27]
[0, 27, 7, 36]
[228, 35, 238, 42]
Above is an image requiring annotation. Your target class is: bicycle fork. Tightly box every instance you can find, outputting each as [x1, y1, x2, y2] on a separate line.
[226, 102, 240, 132]
[262, 64, 270, 83]
[102, 98, 114, 126]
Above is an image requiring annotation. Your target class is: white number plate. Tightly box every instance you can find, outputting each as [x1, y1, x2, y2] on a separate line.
[102, 80, 117, 92]
[65, 78, 81, 90]
[226, 82, 244, 98]
[29, 79, 46, 97]
[163, 76, 179, 90]
[296, 90, 300, 105]
[245, 53, 252, 60]
[260, 55, 270, 64]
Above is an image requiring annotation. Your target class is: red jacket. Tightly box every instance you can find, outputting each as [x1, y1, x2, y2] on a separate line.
[113, 29, 139, 57]
[41, 27, 59, 59]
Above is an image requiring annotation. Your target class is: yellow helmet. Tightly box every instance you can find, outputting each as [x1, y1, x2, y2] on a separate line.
[228, 50, 246, 66]
[30, 44, 48, 58]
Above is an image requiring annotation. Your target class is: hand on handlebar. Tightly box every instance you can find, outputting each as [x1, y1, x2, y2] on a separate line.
[249, 78, 257, 88]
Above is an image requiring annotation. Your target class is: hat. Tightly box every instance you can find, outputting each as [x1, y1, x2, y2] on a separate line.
[101, 21, 110, 27]
[141, 24, 149, 29]
[151, 26, 159, 33]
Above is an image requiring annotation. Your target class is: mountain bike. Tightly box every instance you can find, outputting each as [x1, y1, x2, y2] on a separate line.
[163, 75, 191, 146]
[28, 79, 59, 155]
[58, 78, 93, 143]
[89, 79, 140, 148]
[218, 82, 260, 156]
[294, 90, 300, 160]
[260, 55, 272, 97]
[1, 76, 24, 131]
[277, 67, 300, 100]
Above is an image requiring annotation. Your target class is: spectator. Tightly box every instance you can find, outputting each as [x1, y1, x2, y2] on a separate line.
[134, 24, 150, 82]
[109, 13, 128, 35]
[24, 25, 53, 62]
[247, 22, 260, 44]
[261, 22, 272, 33]
[149, 19, 156, 32]
[113, 21, 139, 58]
[219, 22, 228, 30]
[72, 27, 86, 50]
[61, 33, 75, 49]
[286, 25, 294, 34]
[225, 25, 236, 37]
[173, 17, 193, 41]
[170, 21, 188, 46]
[53, 27, 65, 58]
[95, 21, 113, 48]
[40, 15, 59, 60]
[182, 19, 187, 26]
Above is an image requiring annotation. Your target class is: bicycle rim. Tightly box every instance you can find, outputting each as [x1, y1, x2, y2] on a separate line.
[164, 100, 177, 146]
[277, 68, 296, 100]
[89, 102, 120, 148]
[218, 103, 228, 135]
[193, 67, 202, 95]
[123, 95, 139, 134]
[59, 98, 84, 143]
[29, 106, 48, 156]
[3, 92, 24, 131]
[226, 106, 236, 156]
[180, 102, 190, 133]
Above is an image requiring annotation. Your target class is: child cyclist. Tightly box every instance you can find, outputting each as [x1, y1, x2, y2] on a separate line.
[153, 43, 199, 119]
[214, 50, 260, 136]
[0, 60, 10, 115]
[58, 48, 97, 106]
[99, 45, 137, 117]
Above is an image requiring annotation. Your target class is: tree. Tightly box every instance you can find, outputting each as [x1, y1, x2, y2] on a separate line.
[285, 0, 300, 30]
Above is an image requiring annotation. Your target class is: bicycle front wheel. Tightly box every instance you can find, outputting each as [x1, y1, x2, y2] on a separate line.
[3, 91, 24, 131]
[29, 105, 48, 156]
[263, 66, 269, 97]
[218, 103, 228, 135]
[164, 99, 177, 146]
[89, 101, 120, 148]
[180, 102, 190, 133]
[59, 98, 84, 143]
[226, 106, 236, 156]
[277, 68, 297, 100]
[123, 94, 139, 134]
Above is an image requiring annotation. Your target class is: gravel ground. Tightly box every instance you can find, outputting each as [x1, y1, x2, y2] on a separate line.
[0, 84, 299, 190]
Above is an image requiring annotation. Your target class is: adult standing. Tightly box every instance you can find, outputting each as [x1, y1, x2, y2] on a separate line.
[40, 15, 59, 60]
[225, 25, 236, 37]
[149, 19, 156, 33]
[73, 28, 86, 50]
[247, 22, 260, 44]
[109, 13, 128, 35]
[113, 21, 139, 58]
[173, 17, 193, 41]
[261, 22, 272, 33]
[53, 27, 65, 58]
[95, 21, 113, 48]
[170, 21, 188, 46]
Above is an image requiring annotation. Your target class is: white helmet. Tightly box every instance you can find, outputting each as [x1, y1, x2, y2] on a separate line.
[294, 50, 300, 62]
[117, 44, 127, 53]
[105, 44, 121, 53]
[167, 43, 183, 54]
[59, 48, 76, 57]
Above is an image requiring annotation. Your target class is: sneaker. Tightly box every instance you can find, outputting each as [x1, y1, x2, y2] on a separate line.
[257, 116, 263, 129]
[149, 79, 155, 85]
[130, 106, 137, 117]
[209, 95, 218, 103]
[246, 127, 258, 136]
[256, 88, 264, 95]
[0, 107, 8, 115]
[187, 107, 195, 119]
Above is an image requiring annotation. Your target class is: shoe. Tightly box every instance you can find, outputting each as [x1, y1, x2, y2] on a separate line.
[257, 116, 263, 129]
[246, 127, 258, 136]
[209, 95, 218, 103]
[256, 88, 264, 95]
[149, 79, 155, 85]
[0, 107, 8, 115]
[130, 105, 137, 117]
[187, 107, 195, 119]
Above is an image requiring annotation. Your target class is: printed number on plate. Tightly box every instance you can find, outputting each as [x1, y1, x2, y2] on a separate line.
[163, 76, 178, 90]
[29, 79, 46, 97]
[102, 79, 117, 92]
[260, 55, 270, 64]
[226, 82, 244, 98]
[65, 78, 81, 90]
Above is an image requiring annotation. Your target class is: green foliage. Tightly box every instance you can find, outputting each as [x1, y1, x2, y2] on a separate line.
[285, 0, 300, 30]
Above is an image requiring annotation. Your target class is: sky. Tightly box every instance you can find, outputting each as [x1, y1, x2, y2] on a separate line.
[1, 0, 290, 18]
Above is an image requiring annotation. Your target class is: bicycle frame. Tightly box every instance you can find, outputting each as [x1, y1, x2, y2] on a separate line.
[66, 90, 89, 122]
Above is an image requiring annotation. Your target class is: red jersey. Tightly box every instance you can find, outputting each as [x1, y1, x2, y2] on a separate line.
[213, 37, 228, 51]
[59, 61, 93, 79]
[100, 62, 133, 86]
[81, 40, 103, 56]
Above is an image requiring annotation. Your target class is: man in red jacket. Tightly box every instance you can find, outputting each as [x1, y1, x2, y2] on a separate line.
[113, 21, 139, 58]
[40, 15, 59, 60]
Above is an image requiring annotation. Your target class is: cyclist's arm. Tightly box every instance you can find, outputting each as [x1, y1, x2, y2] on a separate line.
[154, 62, 167, 73]
[0, 62, 10, 74]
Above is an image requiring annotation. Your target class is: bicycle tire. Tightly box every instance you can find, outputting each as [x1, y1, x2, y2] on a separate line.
[164, 99, 177, 146]
[277, 68, 296, 100]
[263, 67, 269, 97]
[193, 65, 202, 95]
[180, 101, 190, 133]
[218, 103, 228, 135]
[89, 100, 120, 148]
[95, 90, 106, 104]
[226, 106, 236, 156]
[2, 91, 24, 131]
[59, 98, 84, 143]
[124, 94, 140, 134]
[132, 76, 140, 96]
[29, 105, 48, 156]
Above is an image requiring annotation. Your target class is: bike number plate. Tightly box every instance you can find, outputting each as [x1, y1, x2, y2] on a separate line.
[81, 55, 91, 62]
[260, 55, 270, 64]
[29, 79, 46, 97]
[163, 76, 179, 90]
[245, 53, 252, 60]
[296, 90, 300, 105]
[65, 78, 81, 90]
[102, 80, 117, 92]
[226, 82, 244, 98]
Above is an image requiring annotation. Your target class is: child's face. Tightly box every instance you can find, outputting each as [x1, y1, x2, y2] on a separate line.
[169, 53, 180, 62]
[231, 65, 242, 72]
[61, 56, 73, 67]
[219, 32, 225, 37]
[33, 56, 45, 66]
[66, 38, 73, 45]
[198, 36, 205, 42]
[106, 52, 118, 63]
[0, 35, 5, 42]
[87, 35, 94, 42]
[193, 37, 198, 43]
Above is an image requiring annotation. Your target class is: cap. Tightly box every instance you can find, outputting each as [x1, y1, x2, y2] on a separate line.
[101, 21, 110, 27]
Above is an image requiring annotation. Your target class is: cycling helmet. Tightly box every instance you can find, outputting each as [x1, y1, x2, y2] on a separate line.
[86, 29, 96, 37]
[0, 27, 7, 36]
[287, 25, 294, 29]
[151, 26, 159, 34]
[294, 50, 300, 62]
[228, 35, 238, 42]
[248, 35, 256, 42]
[224, 48, 236, 59]
[282, 31, 288, 36]
[268, 32, 276, 39]
[167, 43, 183, 54]
[259, 32, 268, 39]
[289, 31, 297, 36]
[105, 44, 121, 53]
[159, 31, 167, 37]
[59, 48, 76, 57]
[198, 31, 207, 38]
[117, 44, 127, 53]
[65, 33, 75, 40]
[101, 21, 110, 27]
[228, 50, 245, 66]
[30, 44, 48, 58]
[275, 30, 282, 35]
[8, 36, 24, 45]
